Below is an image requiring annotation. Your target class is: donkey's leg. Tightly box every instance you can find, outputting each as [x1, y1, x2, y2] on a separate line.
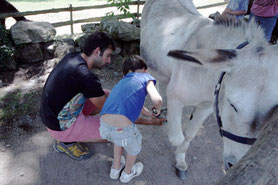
[166, 95, 184, 146]
[175, 104, 213, 171]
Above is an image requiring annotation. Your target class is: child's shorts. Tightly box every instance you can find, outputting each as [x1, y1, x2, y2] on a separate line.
[99, 120, 142, 156]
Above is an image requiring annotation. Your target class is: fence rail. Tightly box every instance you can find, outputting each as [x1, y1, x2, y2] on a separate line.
[0, 1, 227, 35]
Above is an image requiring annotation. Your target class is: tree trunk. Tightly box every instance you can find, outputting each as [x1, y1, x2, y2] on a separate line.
[216, 107, 278, 185]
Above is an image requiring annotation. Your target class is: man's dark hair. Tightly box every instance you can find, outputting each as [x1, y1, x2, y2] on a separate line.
[83, 31, 115, 56]
[122, 55, 148, 75]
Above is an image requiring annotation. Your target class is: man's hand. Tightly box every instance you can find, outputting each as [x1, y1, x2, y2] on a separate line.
[89, 94, 107, 114]
[222, 8, 231, 15]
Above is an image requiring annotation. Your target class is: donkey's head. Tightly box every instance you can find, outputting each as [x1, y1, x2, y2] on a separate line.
[168, 44, 278, 170]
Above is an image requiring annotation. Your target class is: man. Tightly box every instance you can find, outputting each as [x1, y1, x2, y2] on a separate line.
[40, 31, 115, 160]
[250, 0, 278, 42]
[222, 0, 248, 20]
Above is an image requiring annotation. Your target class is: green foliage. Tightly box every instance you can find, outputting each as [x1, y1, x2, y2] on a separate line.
[10, 0, 55, 2]
[0, 91, 38, 124]
[105, 0, 135, 20]
[0, 25, 16, 71]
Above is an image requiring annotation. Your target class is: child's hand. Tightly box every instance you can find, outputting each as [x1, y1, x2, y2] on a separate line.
[152, 107, 161, 118]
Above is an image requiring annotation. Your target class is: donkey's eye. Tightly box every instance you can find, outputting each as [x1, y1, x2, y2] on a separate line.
[228, 99, 237, 113]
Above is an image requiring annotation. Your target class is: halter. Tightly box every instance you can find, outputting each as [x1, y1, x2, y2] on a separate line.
[214, 41, 257, 145]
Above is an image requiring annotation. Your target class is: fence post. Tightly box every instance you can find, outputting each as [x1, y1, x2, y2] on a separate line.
[69, 4, 74, 35]
[137, 0, 140, 19]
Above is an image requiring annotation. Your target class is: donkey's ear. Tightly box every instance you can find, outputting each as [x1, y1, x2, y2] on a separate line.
[167, 49, 237, 69]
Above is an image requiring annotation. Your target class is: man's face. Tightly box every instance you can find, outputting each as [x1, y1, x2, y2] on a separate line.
[94, 48, 113, 69]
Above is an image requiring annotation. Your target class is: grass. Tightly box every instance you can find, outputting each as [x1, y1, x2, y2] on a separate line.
[0, 90, 40, 125]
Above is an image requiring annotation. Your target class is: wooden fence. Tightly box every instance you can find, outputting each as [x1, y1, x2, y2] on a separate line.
[0, 1, 227, 35]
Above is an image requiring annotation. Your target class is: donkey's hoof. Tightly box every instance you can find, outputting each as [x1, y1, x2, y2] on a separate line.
[169, 134, 184, 146]
[175, 166, 187, 180]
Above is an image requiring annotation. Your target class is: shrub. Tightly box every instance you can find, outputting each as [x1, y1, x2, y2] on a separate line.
[0, 25, 16, 71]
[105, 0, 135, 19]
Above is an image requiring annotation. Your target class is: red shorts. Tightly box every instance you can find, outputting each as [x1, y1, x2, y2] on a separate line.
[47, 90, 110, 142]
[47, 112, 101, 142]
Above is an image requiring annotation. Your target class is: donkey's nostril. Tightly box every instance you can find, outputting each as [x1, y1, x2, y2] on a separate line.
[224, 156, 236, 171]
[228, 162, 233, 168]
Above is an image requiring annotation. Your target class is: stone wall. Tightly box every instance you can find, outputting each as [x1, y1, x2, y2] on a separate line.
[0, 19, 140, 73]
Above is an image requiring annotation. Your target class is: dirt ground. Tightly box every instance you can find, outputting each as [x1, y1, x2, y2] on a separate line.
[0, 1, 228, 185]
[0, 57, 225, 185]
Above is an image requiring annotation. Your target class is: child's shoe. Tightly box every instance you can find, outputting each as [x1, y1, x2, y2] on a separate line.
[110, 156, 125, 179]
[120, 162, 144, 183]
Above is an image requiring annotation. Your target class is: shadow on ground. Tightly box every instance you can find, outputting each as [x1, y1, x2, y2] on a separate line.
[0, 111, 224, 185]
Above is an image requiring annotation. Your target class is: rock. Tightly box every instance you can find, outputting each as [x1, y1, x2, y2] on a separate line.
[41, 41, 55, 60]
[121, 41, 140, 56]
[16, 43, 43, 63]
[18, 115, 32, 124]
[75, 33, 90, 51]
[10, 21, 56, 45]
[20, 172, 24, 176]
[43, 58, 59, 70]
[131, 18, 141, 28]
[100, 20, 140, 41]
[54, 39, 75, 59]
[81, 23, 100, 33]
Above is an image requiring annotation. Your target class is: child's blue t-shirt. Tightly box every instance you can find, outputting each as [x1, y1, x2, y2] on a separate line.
[100, 72, 156, 123]
[227, 0, 249, 19]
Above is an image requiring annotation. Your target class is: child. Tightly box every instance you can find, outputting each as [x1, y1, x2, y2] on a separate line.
[99, 55, 163, 183]
[222, 0, 249, 19]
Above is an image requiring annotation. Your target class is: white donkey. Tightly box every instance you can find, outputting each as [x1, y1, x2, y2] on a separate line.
[140, 0, 278, 176]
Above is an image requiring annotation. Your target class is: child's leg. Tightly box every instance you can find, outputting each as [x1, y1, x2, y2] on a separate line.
[124, 154, 137, 174]
[113, 144, 123, 169]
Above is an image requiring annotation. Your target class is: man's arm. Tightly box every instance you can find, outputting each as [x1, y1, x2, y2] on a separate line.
[89, 94, 107, 114]
[228, 9, 247, 15]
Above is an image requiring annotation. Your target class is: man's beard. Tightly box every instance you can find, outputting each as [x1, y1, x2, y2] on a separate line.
[94, 57, 105, 69]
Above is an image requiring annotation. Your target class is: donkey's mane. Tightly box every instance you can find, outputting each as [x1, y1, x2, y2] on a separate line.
[213, 16, 267, 47]
[214, 16, 244, 28]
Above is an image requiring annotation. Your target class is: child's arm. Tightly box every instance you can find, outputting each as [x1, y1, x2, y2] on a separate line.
[141, 106, 153, 117]
[146, 80, 163, 116]
[137, 106, 166, 126]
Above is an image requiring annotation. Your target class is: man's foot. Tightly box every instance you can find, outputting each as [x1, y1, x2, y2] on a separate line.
[110, 156, 126, 179]
[120, 162, 144, 183]
[53, 141, 92, 160]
